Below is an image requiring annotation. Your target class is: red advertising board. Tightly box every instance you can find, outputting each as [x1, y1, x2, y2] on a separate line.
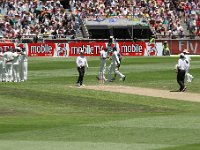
[0, 39, 200, 56]
[68, 41, 147, 56]
[27, 43, 55, 56]
[169, 40, 200, 54]
[68, 41, 106, 56]
[118, 41, 146, 56]
[46, 39, 200, 55]
[0, 43, 15, 52]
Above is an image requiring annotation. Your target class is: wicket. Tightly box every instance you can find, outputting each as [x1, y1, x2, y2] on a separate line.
[99, 72, 104, 84]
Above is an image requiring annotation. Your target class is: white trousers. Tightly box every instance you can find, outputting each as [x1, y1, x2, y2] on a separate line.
[115, 68, 125, 79]
[98, 62, 107, 80]
[185, 67, 193, 82]
[108, 62, 115, 81]
[20, 61, 28, 81]
[5, 63, 13, 82]
[13, 64, 20, 82]
[0, 63, 3, 81]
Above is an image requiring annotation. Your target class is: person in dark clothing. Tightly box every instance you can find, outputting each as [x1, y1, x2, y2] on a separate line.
[175, 53, 188, 92]
[76, 50, 88, 87]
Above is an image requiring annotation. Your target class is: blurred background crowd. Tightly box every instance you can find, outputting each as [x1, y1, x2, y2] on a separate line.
[0, 0, 199, 42]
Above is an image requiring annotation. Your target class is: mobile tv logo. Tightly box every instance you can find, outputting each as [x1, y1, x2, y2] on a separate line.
[30, 44, 53, 53]
[0, 46, 13, 52]
[71, 45, 104, 54]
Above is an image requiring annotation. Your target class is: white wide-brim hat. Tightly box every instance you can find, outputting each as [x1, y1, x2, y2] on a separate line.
[183, 49, 189, 54]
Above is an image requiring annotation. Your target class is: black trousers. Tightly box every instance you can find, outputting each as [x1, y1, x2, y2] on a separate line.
[177, 69, 186, 91]
[77, 66, 85, 85]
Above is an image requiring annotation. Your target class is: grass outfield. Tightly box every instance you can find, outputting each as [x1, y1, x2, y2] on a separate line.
[0, 56, 200, 150]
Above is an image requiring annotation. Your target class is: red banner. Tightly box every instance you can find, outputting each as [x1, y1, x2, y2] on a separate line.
[0, 43, 15, 52]
[68, 41, 106, 56]
[118, 41, 146, 56]
[169, 40, 200, 54]
[27, 43, 55, 56]
[0, 40, 200, 56]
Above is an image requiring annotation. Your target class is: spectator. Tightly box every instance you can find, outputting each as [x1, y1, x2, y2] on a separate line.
[0, 0, 199, 40]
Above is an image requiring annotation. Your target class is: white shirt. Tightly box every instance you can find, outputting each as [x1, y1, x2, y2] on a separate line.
[100, 50, 107, 63]
[177, 25, 183, 32]
[76, 55, 88, 68]
[21, 51, 28, 62]
[3, 51, 14, 65]
[185, 54, 191, 65]
[112, 51, 120, 65]
[0, 52, 4, 62]
[177, 58, 188, 70]
[13, 52, 20, 65]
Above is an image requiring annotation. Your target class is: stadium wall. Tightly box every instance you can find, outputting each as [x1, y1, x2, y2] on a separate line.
[0, 39, 199, 57]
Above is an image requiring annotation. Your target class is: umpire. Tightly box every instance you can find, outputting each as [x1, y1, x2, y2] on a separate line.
[176, 53, 188, 92]
[76, 50, 88, 87]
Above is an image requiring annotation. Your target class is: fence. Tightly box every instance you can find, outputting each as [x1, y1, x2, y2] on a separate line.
[0, 39, 200, 56]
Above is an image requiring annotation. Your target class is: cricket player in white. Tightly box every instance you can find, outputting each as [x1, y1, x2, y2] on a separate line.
[3, 48, 14, 82]
[20, 48, 28, 81]
[112, 52, 125, 81]
[183, 49, 194, 82]
[108, 47, 125, 82]
[13, 48, 21, 82]
[0, 50, 5, 82]
[98, 48, 108, 81]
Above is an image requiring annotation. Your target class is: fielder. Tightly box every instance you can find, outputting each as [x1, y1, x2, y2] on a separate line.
[98, 47, 108, 82]
[183, 49, 194, 82]
[12, 48, 21, 82]
[0, 50, 5, 82]
[20, 47, 28, 81]
[3, 48, 14, 82]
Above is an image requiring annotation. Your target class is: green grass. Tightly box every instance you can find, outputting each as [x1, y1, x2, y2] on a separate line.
[0, 56, 200, 150]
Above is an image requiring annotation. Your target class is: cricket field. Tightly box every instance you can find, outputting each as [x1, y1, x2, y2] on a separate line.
[0, 56, 200, 150]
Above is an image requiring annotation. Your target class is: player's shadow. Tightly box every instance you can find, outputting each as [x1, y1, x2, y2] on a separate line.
[170, 90, 181, 92]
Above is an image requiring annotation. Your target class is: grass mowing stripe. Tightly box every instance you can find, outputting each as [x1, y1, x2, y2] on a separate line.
[158, 143, 200, 150]
[0, 140, 173, 150]
[84, 114, 200, 129]
[0, 57, 200, 150]
[0, 86, 176, 114]
[0, 124, 199, 145]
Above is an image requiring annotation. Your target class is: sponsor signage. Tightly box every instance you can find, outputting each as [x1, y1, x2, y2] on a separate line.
[118, 41, 146, 56]
[170, 40, 200, 54]
[68, 41, 106, 56]
[0, 40, 200, 56]
[54, 43, 69, 57]
[0, 43, 15, 52]
[27, 43, 55, 56]
[145, 42, 163, 56]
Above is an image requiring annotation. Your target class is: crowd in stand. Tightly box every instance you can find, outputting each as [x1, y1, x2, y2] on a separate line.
[0, 0, 76, 41]
[0, 0, 199, 41]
